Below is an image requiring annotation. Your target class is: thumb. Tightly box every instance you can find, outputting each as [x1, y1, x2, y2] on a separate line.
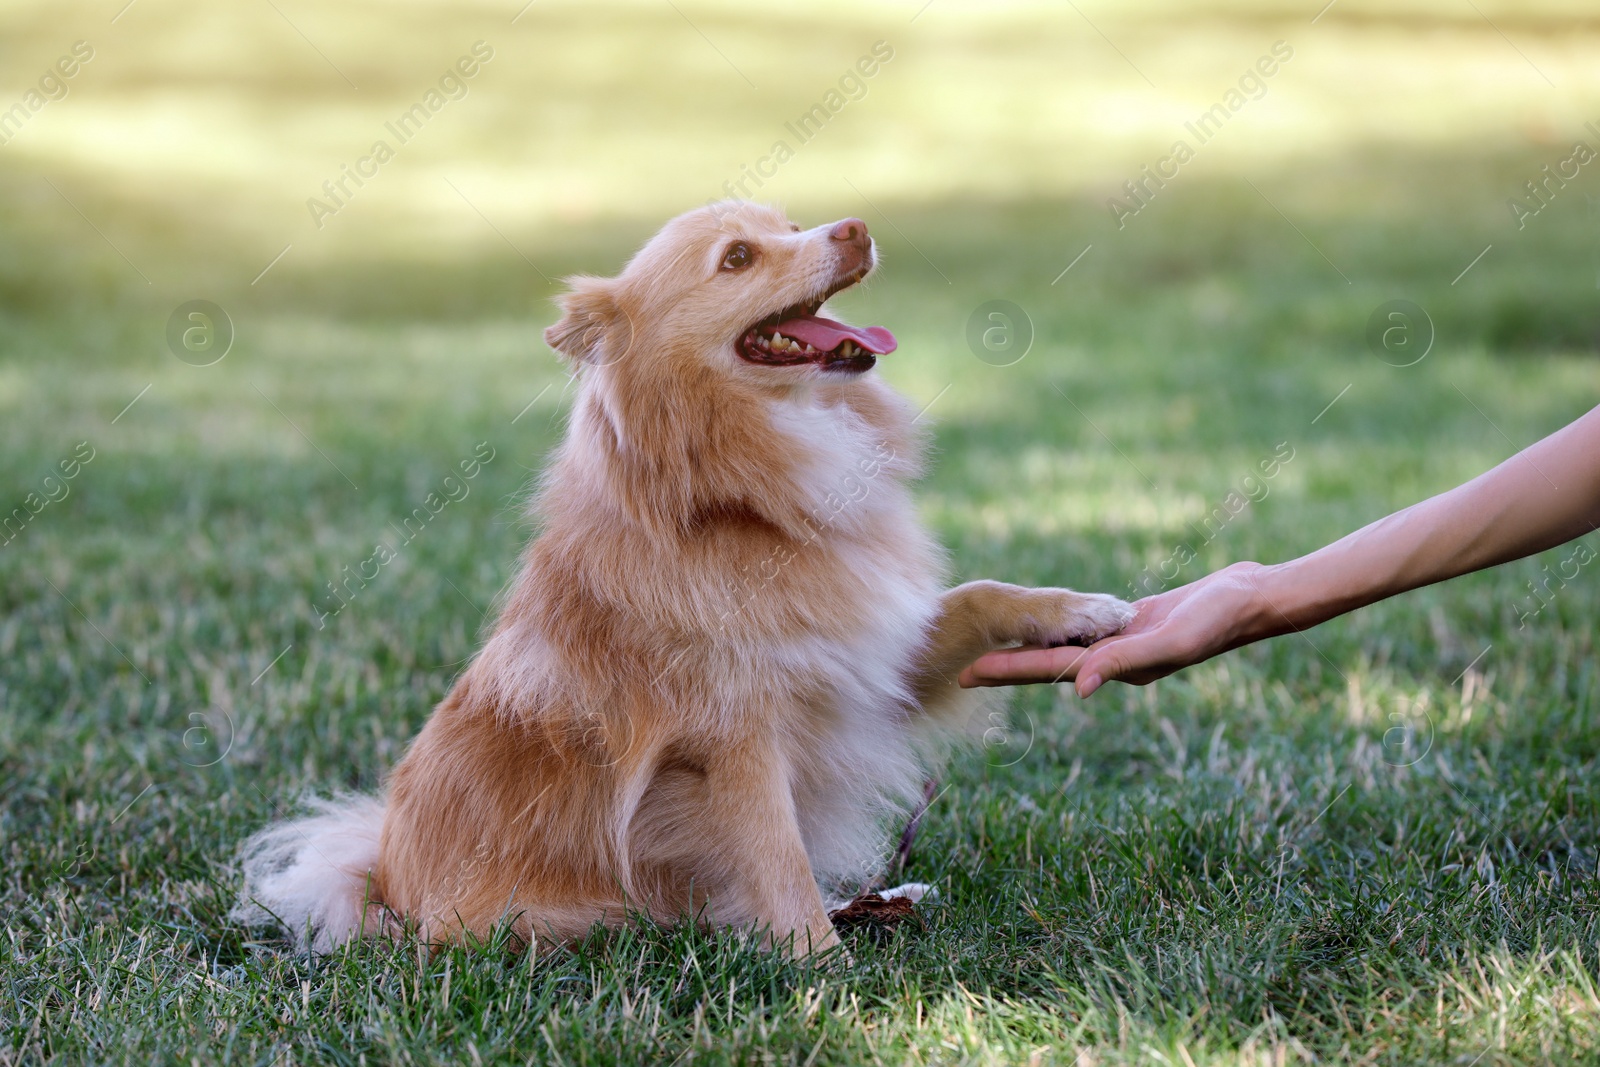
[1073, 639, 1137, 698]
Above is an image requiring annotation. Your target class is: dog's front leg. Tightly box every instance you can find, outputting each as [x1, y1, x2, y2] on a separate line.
[908, 579, 1133, 704]
[700, 732, 840, 956]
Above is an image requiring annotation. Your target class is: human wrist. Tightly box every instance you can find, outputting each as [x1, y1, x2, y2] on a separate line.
[1249, 545, 1374, 639]
[1236, 557, 1333, 642]
[1225, 561, 1296, 646]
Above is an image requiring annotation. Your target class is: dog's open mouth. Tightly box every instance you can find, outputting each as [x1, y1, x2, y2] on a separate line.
[737, 275, 897, 374]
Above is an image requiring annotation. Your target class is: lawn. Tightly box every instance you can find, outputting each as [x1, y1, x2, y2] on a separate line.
[3, 1, 1600, 1064]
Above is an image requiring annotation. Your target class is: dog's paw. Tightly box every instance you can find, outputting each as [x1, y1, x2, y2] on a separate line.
[1018, 589, 1135, 648]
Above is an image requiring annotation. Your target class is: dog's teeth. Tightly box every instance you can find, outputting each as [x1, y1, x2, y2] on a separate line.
[772, 332, 788, 349]
[803, 344, 815, 354]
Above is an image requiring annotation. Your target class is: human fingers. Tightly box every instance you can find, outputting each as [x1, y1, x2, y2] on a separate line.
[1073, 622, 1201, 696]
[957, 643, 1091, 688]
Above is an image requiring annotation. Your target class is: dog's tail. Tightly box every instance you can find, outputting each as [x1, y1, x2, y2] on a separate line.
[230, 793, 392, 953]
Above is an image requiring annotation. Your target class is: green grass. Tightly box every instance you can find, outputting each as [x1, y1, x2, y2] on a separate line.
[4, 1, 1600, 1064]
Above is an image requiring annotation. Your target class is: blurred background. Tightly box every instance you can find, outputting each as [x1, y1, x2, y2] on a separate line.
[5, 0, 1596, 716]
[3, 2, 1600, 1060]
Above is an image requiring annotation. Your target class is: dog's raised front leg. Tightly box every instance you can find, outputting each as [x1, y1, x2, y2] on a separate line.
[908, 579, 1133, 704]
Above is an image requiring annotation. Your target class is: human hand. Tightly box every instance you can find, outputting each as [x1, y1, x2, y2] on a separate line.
[957, 562, 1272, 697]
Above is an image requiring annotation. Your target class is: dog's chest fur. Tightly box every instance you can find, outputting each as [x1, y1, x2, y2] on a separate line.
[691, 394, 948, 887]
[749, 392, 942, 696]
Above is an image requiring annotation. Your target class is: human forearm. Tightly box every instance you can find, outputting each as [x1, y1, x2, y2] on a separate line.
[963, 404, 1600, 693]
[1246, 404, 1600, 639]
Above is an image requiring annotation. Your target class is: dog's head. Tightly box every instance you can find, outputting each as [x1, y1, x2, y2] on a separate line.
[544, 201, 896, 383]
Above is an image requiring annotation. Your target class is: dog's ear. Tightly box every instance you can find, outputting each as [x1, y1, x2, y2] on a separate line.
[545, 277, 623, 364]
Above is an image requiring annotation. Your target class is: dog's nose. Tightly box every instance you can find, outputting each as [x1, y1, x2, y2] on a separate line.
[830, 217, 869, 247]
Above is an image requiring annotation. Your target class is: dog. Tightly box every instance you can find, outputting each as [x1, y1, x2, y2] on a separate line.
[233, 202, 1134, 957]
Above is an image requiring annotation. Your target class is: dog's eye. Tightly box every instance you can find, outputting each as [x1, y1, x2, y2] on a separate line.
[788, 224, 800, 232]
[720, 242, 753, 271]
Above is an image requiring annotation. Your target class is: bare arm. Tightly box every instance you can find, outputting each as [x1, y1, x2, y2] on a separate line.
[961, 404, 1600, 695]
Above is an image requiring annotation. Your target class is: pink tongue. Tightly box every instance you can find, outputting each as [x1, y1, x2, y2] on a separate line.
[772, 314, 897, 355]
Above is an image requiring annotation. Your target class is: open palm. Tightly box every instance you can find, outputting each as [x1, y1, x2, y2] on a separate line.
[959, 563, 1272, 697]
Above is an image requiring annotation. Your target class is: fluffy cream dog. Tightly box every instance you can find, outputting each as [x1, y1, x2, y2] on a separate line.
[234, 202, 1132, 956]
